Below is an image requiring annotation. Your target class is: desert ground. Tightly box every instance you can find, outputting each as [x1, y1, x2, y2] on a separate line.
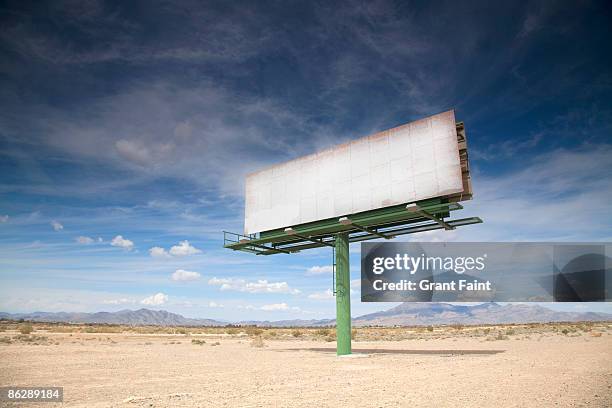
[1, 322, 611, 407]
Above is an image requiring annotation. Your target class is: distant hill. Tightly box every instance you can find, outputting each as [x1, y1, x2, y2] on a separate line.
[0, 308, 225, 326]
[1, 303, 610, 327]
[350, 302, 612, 326]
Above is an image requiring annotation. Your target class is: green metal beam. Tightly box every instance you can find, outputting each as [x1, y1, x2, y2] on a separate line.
[354, 224, 390, 239]
[290, 231, 335, 248]
[225, 199, 462, 252]
[335, 232, 351, 356]
[232, 217, 482, 254]
[406, 203, 454, 230]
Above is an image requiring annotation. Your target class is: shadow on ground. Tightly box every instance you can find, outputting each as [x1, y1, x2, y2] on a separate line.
[285, 348, 505, 355]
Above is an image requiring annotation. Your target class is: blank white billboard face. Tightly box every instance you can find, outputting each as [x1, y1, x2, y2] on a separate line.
[245, 110, 463, 235]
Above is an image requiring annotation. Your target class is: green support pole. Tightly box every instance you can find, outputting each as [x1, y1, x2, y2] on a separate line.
[335, 232, 351, 355]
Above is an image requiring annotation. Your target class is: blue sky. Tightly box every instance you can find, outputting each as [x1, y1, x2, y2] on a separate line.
[0, 0, 611, 320]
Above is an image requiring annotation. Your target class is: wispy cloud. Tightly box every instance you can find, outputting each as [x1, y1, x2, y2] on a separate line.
[260, 303, 300, 312]
[75, 236, 94, 244]
[171, 269, 201, 282]
[306, 265, 333, 275]
[51, 220, 63, 231]
[308, 289, 334, 300]
[149, 246, 170, 258]
[208, 277, 300, 295]
[102, 298, 135, 305]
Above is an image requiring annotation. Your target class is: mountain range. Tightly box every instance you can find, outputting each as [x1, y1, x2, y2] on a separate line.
[1, 303, 610, 327]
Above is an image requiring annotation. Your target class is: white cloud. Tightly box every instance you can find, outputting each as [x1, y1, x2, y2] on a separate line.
[208, 277, 300, 294]
[0, 215, 8, 223]
[115, 139, 152, 166]
[171, 269, 201, 281]
[51, 220, 63, 231]
[115, 139, 174, 167]
[169, 240, 202, 256]
[149, 246, 170, 258]
[141, 292, 168, 306]
[260, 303, 289, 311]
[102, 298, 134, 305]
[75, 236, 94, 244]
[308, 289, 335, 300]
[208, 301, 224, 308]
[306, 265, 333, 275]
[110, 235, 134, 250]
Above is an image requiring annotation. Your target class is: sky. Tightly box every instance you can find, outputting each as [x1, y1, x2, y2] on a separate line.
[0, 0, 611, 321]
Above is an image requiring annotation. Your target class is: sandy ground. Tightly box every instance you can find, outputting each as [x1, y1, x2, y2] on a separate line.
[1, 332, 611, 407]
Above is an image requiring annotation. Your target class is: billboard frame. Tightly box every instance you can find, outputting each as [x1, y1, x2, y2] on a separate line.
[223, 115, 482, 356]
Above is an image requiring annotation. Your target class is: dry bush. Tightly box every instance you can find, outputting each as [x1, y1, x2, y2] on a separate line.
[19, 323, 33, 335]
[0, 337, 12, 344]
[291, 329, 303, 338]
[495, 332, 509, 341]
[225, 328, 239, 335]
[191, 339, 206, 345]
[251, 336, 265, 348]
[426, 325, 434, 332]
[263, 330, 277, 339]
[315, 328, 330, 336]
[245, 327, 263, 336]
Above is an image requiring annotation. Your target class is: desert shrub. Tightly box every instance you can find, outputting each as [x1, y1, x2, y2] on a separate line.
[19, 324, 33, 335]
[191, 339, 206, 345]
[315, 328, 330, 336]
[561, 329, 569, 335]
[251, 336, 265, 348]
[325, 331, 336, 341]
[291, 329, 303, 338]
[0, 337, 11, 344]
[211, 341, 221, 346]
[263, 330, 277, 339]
[483, 328, 491, 335]
[506, 329, 515, 336]
[451, 324, 463, 331]
[351, 328, 357, 340]
[225, 328, 239, 335]
[245, 327, 263, 336]
[495, 332, 509, 341]
[426, 325, 434, 332]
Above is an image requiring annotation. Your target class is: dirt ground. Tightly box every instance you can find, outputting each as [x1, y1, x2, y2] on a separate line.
[1, 328, 611, 407]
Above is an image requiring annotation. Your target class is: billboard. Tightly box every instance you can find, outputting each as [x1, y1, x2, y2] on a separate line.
[245, 110, 467, 235]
